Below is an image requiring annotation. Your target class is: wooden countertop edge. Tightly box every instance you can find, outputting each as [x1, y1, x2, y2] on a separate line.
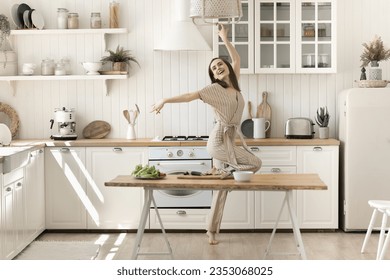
[9, 138, 340, 147]
[105, 174, 327, 191]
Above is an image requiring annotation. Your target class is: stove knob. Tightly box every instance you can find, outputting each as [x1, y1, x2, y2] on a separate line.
[167, 151, 173, 158]
[188, 151, 195, 158]
[177, 150, 183, 157]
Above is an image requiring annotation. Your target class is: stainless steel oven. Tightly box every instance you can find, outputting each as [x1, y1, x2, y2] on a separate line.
[148, 145, 213, 208]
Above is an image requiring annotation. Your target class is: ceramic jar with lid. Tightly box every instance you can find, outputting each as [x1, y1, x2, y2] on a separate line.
[41, 59, 55, 75]
[68, 13, 79, 29]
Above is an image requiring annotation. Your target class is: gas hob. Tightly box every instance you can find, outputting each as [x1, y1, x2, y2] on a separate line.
[162, 135, 209, 141]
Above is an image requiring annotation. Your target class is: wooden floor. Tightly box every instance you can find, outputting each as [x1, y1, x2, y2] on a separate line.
[32, 230, 390, 260]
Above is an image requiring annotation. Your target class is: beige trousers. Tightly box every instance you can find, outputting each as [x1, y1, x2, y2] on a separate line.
[207, 190, 228, 233]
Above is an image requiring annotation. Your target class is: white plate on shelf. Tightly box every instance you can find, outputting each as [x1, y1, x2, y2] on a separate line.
[0, 124, 12, 146]
[31, 10, 45, 30]
[23, 10, 32, 28]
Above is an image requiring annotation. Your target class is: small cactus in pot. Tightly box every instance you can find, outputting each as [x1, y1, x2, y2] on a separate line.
[315, 106, 330, 139]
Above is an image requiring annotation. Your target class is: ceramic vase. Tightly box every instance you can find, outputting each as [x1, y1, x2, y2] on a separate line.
[368, 61, 382, 80]
[113, 62, 128, 73]
[126, 124, 136, 140]
[319, 127, 329, 139]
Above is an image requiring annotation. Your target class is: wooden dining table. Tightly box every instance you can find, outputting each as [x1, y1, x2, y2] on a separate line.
[105, 173, 327, 260]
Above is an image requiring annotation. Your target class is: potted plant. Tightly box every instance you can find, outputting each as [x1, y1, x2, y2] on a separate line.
[315, 106, 330, 139]
[0, 14, 17, 75]
[360, 35, 390, 80]
[100, 45, 139, 74]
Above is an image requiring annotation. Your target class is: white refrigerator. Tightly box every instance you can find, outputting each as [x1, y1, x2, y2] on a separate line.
[338, 88, 390, 231]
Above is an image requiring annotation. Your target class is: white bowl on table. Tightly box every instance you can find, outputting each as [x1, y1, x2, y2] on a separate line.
[233, 171, 254, 182]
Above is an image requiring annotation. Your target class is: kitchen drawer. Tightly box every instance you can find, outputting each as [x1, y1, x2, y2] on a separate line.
[3, 168, 23, 186]
[249, 146, 296, 166]
[149, 209, 208, 230]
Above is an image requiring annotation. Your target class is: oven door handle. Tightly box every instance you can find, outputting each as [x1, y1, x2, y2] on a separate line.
[154, 162, 207, 166]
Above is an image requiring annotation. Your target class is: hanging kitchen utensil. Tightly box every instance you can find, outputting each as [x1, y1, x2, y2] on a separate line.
[123, 110, 131, 124]
[240, 101, 254, 138]
[256, 91, 272, 138]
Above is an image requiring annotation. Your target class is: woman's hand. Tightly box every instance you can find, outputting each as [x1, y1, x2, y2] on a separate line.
[217, 23, 229, 42]
[151, 99, 165, 114]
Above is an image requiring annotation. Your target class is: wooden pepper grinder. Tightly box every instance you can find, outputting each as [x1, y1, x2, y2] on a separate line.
[256, 91, 272, 138]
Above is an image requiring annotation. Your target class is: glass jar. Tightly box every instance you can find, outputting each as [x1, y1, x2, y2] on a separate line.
[90, 12, 102, 29]
[55, 62, 66, 75]
[68, 13, 79, 29]
[109, 1, 120, 28]
[61, 58, 71, 75]
[41, 59, 55, 75]
[57, 8, 69, 29]
[303, 24, 315, 37]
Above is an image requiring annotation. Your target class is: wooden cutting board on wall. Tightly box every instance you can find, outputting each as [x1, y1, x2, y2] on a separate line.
[256, 91, 272, 138]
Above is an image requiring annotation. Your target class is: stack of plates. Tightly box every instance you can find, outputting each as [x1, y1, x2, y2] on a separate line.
[11, 3, 45, 30]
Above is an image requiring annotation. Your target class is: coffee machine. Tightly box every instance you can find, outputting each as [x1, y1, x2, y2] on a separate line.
[50, 107, 78, 140]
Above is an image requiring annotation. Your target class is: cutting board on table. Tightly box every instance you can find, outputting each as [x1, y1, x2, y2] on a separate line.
[256, 91, 272, 138]
[82, 120, 111, 139]
[177, 175, 233, 180]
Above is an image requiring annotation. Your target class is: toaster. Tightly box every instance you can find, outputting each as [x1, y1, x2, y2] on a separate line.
[285, 117, 315, 139]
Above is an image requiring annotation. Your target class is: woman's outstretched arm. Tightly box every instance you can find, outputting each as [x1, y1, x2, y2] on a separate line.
[151, 91, 200, 114]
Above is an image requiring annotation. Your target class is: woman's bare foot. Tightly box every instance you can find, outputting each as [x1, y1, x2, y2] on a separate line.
[207, 231, 219, 245]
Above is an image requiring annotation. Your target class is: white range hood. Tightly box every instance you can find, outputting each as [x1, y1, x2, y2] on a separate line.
[154, 0, 211, 51]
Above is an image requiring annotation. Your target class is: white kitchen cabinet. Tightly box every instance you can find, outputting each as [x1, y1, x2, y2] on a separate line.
[251, 145, 338, 229]
[149, 208, 209, 230]
[220, 191, 255, 229]
[45, 146, 146, 230]
[296, 146, 338, 228]
[1, 168, 24, 260]
[45, 147, 87, 229]
[251, 146, 297, 228]
[214, 0, 337, 74]
[295, 0, 337, 73]
[255, 0, 296, 73]
[86, 147, 147, 229]
[24, 148, 45, 243]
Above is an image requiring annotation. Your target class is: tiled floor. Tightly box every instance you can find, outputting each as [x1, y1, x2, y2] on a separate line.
[31, 230, 390, 260]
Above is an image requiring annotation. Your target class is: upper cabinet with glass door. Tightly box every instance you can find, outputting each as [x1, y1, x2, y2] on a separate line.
[296, 0, 336, 73]
[213, 0, 254, 74]
[213, 0, 336, 74]
[255, 0, 295, 73]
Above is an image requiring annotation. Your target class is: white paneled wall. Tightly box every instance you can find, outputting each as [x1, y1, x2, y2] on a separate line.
[0, 0, 389, 140]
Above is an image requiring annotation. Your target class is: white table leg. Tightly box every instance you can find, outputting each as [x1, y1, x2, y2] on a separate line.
[264, 190, 307, 260]
[264, 193, 287, 259]
[131, 188, 153, 259]
[151, 195, 173, 259]
[131, 188, 173, 260]
[286, 190, 307, 260]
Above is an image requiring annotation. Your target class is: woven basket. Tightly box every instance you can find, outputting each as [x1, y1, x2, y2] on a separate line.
[355, 80, 390, 88]
[190, 0, 242, 23]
